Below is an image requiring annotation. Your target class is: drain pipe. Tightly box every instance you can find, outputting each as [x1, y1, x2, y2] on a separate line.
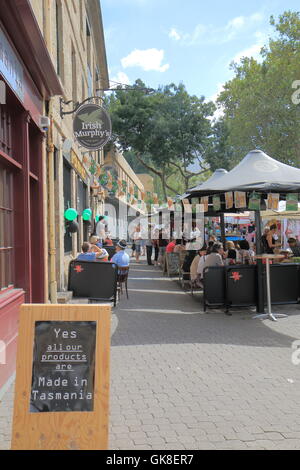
[47, 100, 58, 303]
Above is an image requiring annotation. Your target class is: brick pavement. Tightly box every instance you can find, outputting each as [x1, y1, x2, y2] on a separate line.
[1, 259, 300, 450]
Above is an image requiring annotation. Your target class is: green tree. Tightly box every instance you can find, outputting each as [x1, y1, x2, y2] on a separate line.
[106, 80, 215, 198]
[218, 10, 300, 167]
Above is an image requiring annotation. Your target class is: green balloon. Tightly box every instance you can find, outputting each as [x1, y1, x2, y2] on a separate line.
[64, 208, 78, 221]
[82, 208, 92, 221]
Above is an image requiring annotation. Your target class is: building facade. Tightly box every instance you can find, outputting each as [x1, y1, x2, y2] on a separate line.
[0, 0, 63, 394]
[29, 0, 109, 298]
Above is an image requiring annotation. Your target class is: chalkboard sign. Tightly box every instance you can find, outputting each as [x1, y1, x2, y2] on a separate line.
[166, 252, 180, 276]
[12, 304, 111, 450]
[30, 321, 96, 413]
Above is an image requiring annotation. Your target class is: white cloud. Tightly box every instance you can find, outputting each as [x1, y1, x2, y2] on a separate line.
[231, 31, 267, 64]
[168, 11, 264, 46]
[121, 48, 170, 72]
[169, 28, 181, 41]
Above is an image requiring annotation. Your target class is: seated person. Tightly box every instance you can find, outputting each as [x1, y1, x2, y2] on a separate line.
[224, 240, 237, 265]
[173, 239, 186, 253]
[166, 238, 176, 253]
[90, 235, 103, 251]
[103, 235, 114, 246]
[96, 247, 109, 262]
[237, 239, 254, 264]
[190, 246, 207, 287]
[111, 240, 130, 268]
[287, 236, 300, 257]
[202, 242, 224, 271]
[77, 242, 107, 261]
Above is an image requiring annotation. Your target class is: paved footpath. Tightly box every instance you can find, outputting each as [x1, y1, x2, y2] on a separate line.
[1, 260, 300, 450]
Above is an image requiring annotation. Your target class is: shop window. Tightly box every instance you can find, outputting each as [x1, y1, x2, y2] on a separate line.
[0, 104, 12, 156]
[0, 165, 14, 290]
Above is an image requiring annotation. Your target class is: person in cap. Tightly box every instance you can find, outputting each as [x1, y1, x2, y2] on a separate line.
[111, 240, 130, 267]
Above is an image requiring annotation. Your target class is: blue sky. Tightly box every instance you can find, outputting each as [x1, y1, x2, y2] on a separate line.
[101, 0, 300, 103]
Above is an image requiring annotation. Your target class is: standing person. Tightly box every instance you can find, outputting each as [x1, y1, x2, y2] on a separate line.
[265, 224, 281, 254]
[132, 225, 142, 263]
[158, 228, 169, 267]
[152, 229, 160, 266]
[146, 226, 154, 265]
[96, 216, 106, 245]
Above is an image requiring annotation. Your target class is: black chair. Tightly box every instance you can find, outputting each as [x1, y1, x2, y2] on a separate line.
[225, 265, 257, 313]
[68, 260, 118, 306]
[269, 263, 300, 304]
[117, 266, 129, 299]
[203, 266, 226, 312]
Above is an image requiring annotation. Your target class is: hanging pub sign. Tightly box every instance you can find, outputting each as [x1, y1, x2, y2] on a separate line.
[73, 104, 112, 150]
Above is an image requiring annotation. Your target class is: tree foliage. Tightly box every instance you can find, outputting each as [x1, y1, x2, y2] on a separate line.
[217, 10, 300, 167]
[106, 80, 216, 197]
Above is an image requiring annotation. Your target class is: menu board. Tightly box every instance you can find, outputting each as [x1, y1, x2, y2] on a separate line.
[30, 321, 96, 413]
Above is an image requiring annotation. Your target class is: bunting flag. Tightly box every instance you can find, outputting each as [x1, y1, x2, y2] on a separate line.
[213, 195, 221, 211]
[248, 192, 261, 210]
[286, 193, 298, 211]
[83, 155, 90, 165]
[267, 193, 279, 210]
[134, 185, 139, 198]
[127, 192, 131, 202]
[200, 196, 209, 212]
[95, 165, 102, 178]
[89, 160, 96, 175]
[129, 185, 134, 195]
[182, 198, 192, 213]
[234, 191, 246, 209]
[117, 178, 122, 188]
[153, 193, 159, 204]
[225, 192, 233, 210]
[167, 197, 174, 211]
[141, 191, 145, 201]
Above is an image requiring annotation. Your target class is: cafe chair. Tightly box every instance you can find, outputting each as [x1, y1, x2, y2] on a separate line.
[117, 266, 129, 299]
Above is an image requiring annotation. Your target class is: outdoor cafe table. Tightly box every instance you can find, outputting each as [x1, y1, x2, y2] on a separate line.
[253, 254, 288, 322]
